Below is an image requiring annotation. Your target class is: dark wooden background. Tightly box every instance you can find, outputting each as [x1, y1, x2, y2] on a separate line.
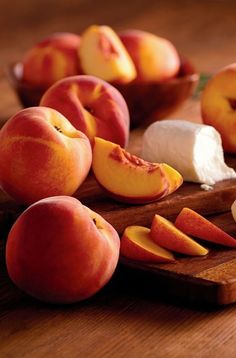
[1, 1, 236, 357]
[2, 0, 236, 70]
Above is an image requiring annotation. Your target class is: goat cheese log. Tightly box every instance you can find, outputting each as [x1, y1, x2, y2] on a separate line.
[141, 120, 236, 185]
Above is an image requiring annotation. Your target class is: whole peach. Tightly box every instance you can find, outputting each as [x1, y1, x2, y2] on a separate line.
[201, 63, 236, 153]
[119, 30, 180, 83]
[6, 196, 120, 303]
[0, 107, 92, 204]
[22, 32, 82, 88]
[40, 75, 130, 147]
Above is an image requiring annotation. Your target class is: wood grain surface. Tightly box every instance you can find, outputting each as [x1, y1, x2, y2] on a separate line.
[1, 1, 236, 357]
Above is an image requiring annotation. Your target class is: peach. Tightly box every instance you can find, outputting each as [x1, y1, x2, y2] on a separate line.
[92, 137, 183, 204]
[232, 200, 236, 223]
[119, 29, 180, 83]
[79, 25, 136, 83]
[175, 208, 236, 248]
[150, 214, 208, 256]
[22, 32, 82, 88]
[201, 63, 236, 153]
[0, 107, 92, 204]
[6, 196, 120, 303]
[120, 225, 175, 263]
[40, 75, 129, 147]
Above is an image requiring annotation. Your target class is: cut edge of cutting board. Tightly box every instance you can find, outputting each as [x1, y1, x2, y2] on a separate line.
[119, 257, 236, 305]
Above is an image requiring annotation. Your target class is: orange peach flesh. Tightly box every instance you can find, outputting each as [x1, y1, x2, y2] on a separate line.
[92, 137, 183, 204]
[121, 226, 175, 263]
[175, 208, 236, 248]
[150, 215, 208, 256]
[79, 25, 137, 83]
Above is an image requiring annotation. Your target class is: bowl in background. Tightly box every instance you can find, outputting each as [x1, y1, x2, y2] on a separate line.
[114, 57, 199, 128]
[7, 57, 199, 129]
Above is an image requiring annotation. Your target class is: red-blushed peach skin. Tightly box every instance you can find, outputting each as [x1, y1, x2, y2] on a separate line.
[201, 63, 236, 153]
[96, 180, 169, 204]
[6, 196, 120, 304]
[150, 214, 209, 256]
[175, 208, 236, 248]
[120, 225, 175, 263]
[22, 32, 82, 88]
[40, 75, 130, 147]
[92, 137, 183, 204]
[0, 107, 92, 204]
[119, 29, 180, 83]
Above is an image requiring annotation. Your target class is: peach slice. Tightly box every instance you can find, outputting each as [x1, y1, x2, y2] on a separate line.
[175, 208, 236, 248]
[92, 137, 183, 204]
[79, 25, 137, 83]
[120, 225, 175, 263]
[150, 215, 209, 256]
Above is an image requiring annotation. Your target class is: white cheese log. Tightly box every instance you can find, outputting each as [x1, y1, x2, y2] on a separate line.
[141, 119, 236, 185]
[232, 200, 236, 223]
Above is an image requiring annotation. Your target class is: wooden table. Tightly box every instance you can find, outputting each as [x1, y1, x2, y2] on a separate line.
[1, 1, 236, 357]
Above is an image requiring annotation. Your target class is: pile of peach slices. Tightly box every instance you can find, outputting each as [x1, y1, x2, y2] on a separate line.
[121, 208, 236, 263]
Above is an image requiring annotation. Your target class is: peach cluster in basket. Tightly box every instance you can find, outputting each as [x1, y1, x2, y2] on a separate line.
[10, 25, 198, 128]
[22, 25, 180, 88]
[2, 25, 236, 305]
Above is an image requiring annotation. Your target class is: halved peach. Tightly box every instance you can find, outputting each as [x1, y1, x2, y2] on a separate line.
[175, 208, 236, 248]
[150, 214, 208, 256]
[92, 137, 183, 204]
[120, 225, 175, 263]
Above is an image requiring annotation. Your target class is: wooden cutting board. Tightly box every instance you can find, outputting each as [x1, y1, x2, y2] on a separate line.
[0, 130, 235, 305]
[119, 211, 236, 306]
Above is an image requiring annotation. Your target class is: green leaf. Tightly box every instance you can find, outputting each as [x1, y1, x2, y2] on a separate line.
[193, 73, 212, 99]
